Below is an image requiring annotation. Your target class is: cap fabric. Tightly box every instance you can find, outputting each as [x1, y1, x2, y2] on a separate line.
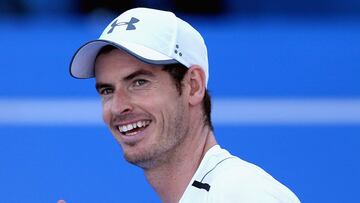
[70, 7, 209, 86]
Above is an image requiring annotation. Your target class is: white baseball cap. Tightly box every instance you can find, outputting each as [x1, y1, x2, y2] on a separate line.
[69, 7, 209, 86]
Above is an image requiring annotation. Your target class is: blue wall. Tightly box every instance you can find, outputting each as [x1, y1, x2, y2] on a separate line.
[0, 12, 359, 203]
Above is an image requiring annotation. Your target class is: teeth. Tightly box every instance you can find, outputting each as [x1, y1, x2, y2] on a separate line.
[118, 120, 150, 133]
[127, 124, 133, 131]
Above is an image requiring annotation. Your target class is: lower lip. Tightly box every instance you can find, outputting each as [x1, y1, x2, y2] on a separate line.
[118, 124, 150, 144]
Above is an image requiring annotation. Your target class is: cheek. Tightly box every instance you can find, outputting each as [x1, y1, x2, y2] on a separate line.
[102, 101, 112, 124]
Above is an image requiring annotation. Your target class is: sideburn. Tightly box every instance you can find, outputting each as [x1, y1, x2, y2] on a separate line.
[161, 64, 189, 95]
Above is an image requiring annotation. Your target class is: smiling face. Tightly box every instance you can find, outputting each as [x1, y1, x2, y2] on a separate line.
[94, 49, 191, 169]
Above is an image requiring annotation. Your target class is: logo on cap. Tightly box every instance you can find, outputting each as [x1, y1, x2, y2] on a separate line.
[107, 17, 140, 34]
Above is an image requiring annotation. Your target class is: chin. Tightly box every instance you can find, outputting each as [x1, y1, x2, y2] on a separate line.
[124, 151, 156, 169]
[123, 143, 168, 170]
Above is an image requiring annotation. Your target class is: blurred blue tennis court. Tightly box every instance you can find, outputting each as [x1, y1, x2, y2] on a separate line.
[1, 7, 360, 203]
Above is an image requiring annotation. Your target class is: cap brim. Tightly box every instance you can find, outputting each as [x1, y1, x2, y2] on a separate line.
[69, 39, 178, 79]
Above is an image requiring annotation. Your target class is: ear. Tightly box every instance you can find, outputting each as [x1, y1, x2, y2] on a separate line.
[185, 65, 206, 106]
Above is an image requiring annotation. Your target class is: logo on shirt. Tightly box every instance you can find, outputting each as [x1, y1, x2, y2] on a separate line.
[107, 17, 140, 34]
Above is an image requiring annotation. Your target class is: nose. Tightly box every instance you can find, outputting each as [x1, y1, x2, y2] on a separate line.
[110, 90, 133, 115]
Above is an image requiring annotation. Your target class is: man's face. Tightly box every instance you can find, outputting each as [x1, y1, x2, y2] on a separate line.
[94, 49, 190, 169]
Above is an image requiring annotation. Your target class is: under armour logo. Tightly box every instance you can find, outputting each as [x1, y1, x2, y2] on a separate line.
[107, 17, 140, 34]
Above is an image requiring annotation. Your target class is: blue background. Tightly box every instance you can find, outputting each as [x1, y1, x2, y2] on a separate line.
[1, 1, 360, 202]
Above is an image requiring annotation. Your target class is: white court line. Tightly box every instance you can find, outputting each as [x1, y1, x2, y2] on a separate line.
[212, 99, 360, 125]
[0, 99, 103, 126]
[0, 98, 360, 126]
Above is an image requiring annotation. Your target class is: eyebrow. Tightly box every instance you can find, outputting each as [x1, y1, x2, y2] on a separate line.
[95, 83, 111, 93]
[95, 69, 156, 92]
[124, 69, 155, 81]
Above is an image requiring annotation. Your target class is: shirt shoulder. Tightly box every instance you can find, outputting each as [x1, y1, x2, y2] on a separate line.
[207, 157, 300, 203]
[180, 145, 300, 203]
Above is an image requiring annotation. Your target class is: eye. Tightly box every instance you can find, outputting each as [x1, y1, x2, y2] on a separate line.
[133, 79, 148, 87]
[99, 87, 113, 95]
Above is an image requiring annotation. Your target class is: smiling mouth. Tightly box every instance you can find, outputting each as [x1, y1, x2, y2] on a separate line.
[118, 120, 151, 136]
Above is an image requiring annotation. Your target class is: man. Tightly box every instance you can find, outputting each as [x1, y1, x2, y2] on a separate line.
[69, 7, 300, 203]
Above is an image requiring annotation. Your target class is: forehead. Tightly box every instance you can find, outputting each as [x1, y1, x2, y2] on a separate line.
[94, 48, 164, 81]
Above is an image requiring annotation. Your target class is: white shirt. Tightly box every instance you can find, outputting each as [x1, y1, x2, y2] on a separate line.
[179, 145, 300, 203]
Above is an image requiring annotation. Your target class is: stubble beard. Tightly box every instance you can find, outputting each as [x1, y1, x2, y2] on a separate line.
[123, 101, 188, 170]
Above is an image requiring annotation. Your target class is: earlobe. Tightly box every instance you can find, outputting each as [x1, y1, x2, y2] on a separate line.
[187, 65, 206, 106]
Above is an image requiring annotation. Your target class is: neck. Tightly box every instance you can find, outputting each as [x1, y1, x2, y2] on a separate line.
[144, 125, 217, 203]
